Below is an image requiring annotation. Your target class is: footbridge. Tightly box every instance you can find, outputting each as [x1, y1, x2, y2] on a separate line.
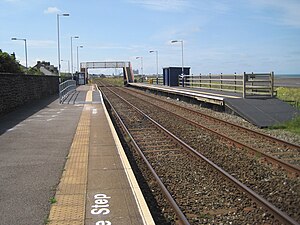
[80, 61, 134, 84]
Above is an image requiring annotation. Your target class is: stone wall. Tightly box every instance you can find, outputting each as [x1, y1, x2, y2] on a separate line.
[0, 73, 59, 115]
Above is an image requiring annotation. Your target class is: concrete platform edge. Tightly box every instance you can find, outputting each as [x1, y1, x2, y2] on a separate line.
[96, 85, 155, 225]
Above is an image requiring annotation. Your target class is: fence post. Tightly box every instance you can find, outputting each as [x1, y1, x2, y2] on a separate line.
[270, 71, 274, 98]
[243, 72, 246, 98]
[234, 73, 237, 92]
[209, 73, 211, 89]
[220, 73, 223, 90]
[199, 74, 201, 88]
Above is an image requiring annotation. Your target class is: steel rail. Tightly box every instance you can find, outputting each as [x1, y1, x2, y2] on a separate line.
[99, 85, 190, 225]
[126, 87, 300, 151]
[100, 84, 299, 225]
[126, 88, 300, 175]
[120, 88, 300, 176]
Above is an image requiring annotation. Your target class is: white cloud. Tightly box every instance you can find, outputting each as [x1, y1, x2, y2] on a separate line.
[43, 7, 60, 14]
[249, 0, 300, 28]
[127, 0, 190, 12]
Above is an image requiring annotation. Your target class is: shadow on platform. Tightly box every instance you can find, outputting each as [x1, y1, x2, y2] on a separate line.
[0, 95, 59, 135]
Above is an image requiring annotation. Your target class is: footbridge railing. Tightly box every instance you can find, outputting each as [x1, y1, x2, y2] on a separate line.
[179, 72, 275, 98]
[59, 80, 76, 103]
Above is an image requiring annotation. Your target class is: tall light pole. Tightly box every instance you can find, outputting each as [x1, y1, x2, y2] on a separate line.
[57, 13, 69, 77]
[171, 40, 184, 75]
[61, 59, 70, 75]
[76, 45, 83, 72]
[70, 36, 79, 79]
[136, 56, 143, 76]
[149, 50, 158, 78]
[11, 37, 28, 69]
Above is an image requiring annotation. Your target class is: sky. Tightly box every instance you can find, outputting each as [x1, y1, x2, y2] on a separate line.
[1, 0, 300, 75]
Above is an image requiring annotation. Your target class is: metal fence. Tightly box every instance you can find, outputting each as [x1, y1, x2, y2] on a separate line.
[179, 72, 275, 98]
[59, 79, 76, 103]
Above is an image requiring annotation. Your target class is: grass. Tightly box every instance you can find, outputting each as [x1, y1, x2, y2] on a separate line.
[276, 87, 300, 108]
[50, 197, 57, 204]
[269, 116, 300, 135]
[267, 87, 300, 134]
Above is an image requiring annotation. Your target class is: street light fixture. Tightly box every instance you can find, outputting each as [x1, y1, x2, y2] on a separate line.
[171, 40, 184, 76]
[149, 50, 159, 78]
[76, 45, 83, 72]
[11, 37, 28, 69]
[61, 59, 70, 75]
[70, 36, 79, 79]
[57, 13, 69, 77]
[136, 56, 143, 76]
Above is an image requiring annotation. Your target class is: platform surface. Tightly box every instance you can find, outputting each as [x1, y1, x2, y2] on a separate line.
[129, 82, 299, 127]
[0, 85, 154, 225]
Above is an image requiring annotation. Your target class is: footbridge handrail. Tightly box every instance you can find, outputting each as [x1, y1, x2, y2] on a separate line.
[59, 80, 76, 103]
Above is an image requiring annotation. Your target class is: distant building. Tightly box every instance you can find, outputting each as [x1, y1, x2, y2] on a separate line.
[33, 61, 58, 76]
[133, 69, 139, 75]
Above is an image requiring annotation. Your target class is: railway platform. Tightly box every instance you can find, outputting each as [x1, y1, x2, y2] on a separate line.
[0, 85, 154, 225]
[129, 83, 299, 128]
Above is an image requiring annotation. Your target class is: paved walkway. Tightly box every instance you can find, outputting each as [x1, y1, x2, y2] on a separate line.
[0, 85, 154, 225]
[0, 96, 83, 225]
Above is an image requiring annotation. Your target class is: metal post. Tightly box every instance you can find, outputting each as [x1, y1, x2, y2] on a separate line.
[11, 37, 28, 70]
[77, 45, 83, 73]
[179, 41, 184, 75]
[57, 13, 69, 78]
[76, 46, 78, 73]
[171, 40, 184, 76]
[70, 36, 79, 80]
[136, 56, 143, 76]
[141, 57, 143, 76]
[24, 39, 28, 69]
[57, 14, 60, 77]
[156, 51, 158, 79]
[68, 60, 70, 75]
[70, 37, 73, 79]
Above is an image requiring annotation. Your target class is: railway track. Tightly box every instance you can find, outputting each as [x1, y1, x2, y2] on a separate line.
[122, 87, 300, 174]
[97, 82, 299, 225]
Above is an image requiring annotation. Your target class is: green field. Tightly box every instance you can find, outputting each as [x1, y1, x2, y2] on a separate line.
[276, 87, 300, 108]
[269, 87, 300, 134]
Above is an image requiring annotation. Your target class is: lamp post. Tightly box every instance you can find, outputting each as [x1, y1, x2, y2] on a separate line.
[171, 40, 184, 75]
[57, 13, 69, 77]
[149, 50, 158, 78]
[11, 37, 28, 69]
[136, 56, 143, 76]
[76, 45, 83, 72]
[70, 36, 79, 79]
[61, 59, 70, 75]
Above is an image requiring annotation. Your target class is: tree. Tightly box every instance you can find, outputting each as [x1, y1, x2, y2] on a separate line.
[0, 49, 24, 74]
[27, 67, 43, 75]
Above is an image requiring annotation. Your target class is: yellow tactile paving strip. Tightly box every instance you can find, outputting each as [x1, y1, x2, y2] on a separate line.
[48, 85, 154, 225]
[48, 103, 91, 224]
